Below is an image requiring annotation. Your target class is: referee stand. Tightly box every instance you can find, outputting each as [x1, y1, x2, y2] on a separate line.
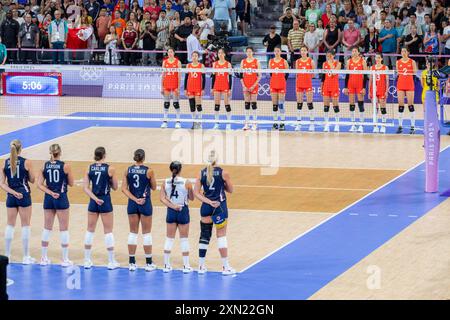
[0, 255, 8, 300]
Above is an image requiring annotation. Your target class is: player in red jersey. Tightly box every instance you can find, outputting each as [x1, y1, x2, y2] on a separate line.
[369, 53, 390, 134]
[321, 50, 341, 132]
[161, 48, 182, 129]
[344, 47, 368, 133]
[295, 46, 315, 132]
[240, 47, 261, 131]
[212, 48, 233, 130]
[184, 51, 206, 129]
[396, 47, 417, 134]
[269, 46, 289, 131]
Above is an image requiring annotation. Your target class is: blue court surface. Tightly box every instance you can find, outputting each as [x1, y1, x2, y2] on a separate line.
[1, 116, 447, 300]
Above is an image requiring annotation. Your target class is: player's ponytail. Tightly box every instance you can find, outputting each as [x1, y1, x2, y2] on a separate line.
[133, 149, 145, 163]
[9, 140, 21, 177]
[169, 161, 182, 199]
[206, 150, 217, 186]
[94, 147, 106, 161]
[49, 144, 61, 161]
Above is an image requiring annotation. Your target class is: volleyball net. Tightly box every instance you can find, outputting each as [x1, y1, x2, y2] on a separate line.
[0, 64, 418, 129]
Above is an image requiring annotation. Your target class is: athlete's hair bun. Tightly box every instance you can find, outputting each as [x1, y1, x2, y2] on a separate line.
[134, 149, 145, 162]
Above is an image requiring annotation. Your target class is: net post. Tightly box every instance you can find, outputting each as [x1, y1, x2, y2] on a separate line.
[372, 71, 377, 127]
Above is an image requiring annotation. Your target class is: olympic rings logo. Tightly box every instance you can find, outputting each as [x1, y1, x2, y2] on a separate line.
[258, 83, 271, 96]
[79, 67, 103, 81]
[387, 85, 397, 99]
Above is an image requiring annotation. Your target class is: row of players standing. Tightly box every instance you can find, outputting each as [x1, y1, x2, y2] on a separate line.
[0, 140, 236, 275]
[160, 46, 419, 134]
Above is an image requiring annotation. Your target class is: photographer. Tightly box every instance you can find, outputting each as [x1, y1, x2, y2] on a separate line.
[141, 20, 157, 65]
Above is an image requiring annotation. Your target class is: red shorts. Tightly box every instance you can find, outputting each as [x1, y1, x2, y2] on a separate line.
[369, 91, 386, 100]
[348, 84, 364, 95]
[322, 84, 339, 98]
[270, 87, 286, 94]
[296, 86, 312, 93]
[214, 89, 229, 94]
[397, 84, 414, 92]
[163, 87, 179, 93]
[186, 90, 202, 97]
[243, 84, 258, 95]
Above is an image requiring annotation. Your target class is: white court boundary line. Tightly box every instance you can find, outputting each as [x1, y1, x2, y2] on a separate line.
[239, 144, 450, 273]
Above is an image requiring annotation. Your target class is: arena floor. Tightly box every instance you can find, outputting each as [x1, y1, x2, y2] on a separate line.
[1, 96, 450, 300]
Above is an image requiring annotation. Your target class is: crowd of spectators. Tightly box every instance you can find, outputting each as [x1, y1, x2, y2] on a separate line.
[0, 0, 254, 65]
[264, 0, 450, 69]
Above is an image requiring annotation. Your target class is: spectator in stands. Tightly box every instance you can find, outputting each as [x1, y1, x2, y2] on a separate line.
[180, 1, 193, 20]
[165, 1, 176, 20]
[378, 19, 397, 69]
[12, 9, 24, 26]
[39, 13, 53, 48]
[404, 25, 422, 60]
[156, 10, 170, 56]
[288, 19, 305, 67]
[121, 21, 138, 65]
[146, 0, 161, 22]
[86, 0, 100, 21]
[321, 3, 333, 28]
[442, 20, 450, 56]
[298, 0, 310, 18]
[48, 10, 68, 64]
[342, 18, 361, 58]
[141, 20, 157, 65]
[18, 13, 39, 63]
[422, 14, 431, 35]
[198, 9, 214, 46]
[104, 25, 120, 64]
[175, 15, 193, 63]
[339, 0, 355, 23]
[140, 11, 151, 32]
[403, 13, 423, 38]
[96, 8, 111, 48]
[129, 11, 141, 34]
[201, 0, 212, 17]
[102, 0, 115, 15]
[373, 10, 387, 32]
[0, 10, 19, 63]
[212, 0, 232, 34]
[362, 0, 372, 17]
[415, 2, 426, 25]
[423, 22, 439, 55]
[109, 10, 126, 38]
[236, 0, 250, 36]
[130, 0, 142, 15]
[262, 24, 281, 64]
[401, 0, 416, 17]
[305, 0, 321, 27]
[0, 4, 6, 27]
[364, 26, 378, 65]
[169, 10, 181, 47]
[323, 17, 341, 55]
[279, 7, 295, 46]
[171, 0, 183, 13]
[304, 22, 320, 67]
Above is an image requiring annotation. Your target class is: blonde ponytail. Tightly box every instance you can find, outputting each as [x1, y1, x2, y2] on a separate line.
[49, 144, 61, 160]
[206, 150, 217, 186]
[9, 139, 22, 176]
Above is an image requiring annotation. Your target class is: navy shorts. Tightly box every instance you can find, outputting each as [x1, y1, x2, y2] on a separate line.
[127, 198, 153, 216]
[166, 206, 190, 225]
[43, 193, 70, 210]
[88, 194, 113, 214]
[6, 193, 32, 208]
[200, 201, 228, 226]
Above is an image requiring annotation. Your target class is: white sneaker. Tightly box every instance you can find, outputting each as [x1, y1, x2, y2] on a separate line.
[107, 261, 120, 270]
[84, 259, 93, 269]
[163, 264, 172, 273]
[61, 259, 73, 268]
[334, 124, 340, 132]
[129, 263, 137, 272]
[350, 124, 357, 132]
[380, 126, 386, 134]
[226, 124, 232, 131]
[145, 263, 157, 272]
[373, 126, 379, 133]
[183, 266, 193, 274]
[40, 257, 51, 266]
[222, 267, 237, 276]
[175, 121, 181, 129]
[243, 123, 250, 131]
[251, 123, 257, 131]
[22, 256, 36, 265]
[309, 124, 315, 132]
[213, 123, 219, 130]
[323, 124, 330, 132]
[357, 125, 364, 133]
[198, 265, 208, 275]
[161, 121, 168, 128]
[295, 123, 301, 131]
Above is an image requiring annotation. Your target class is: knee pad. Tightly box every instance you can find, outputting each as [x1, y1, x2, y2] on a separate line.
[21, 226, 30, 240]
[199, 222, 213, 245]
[173, 101, 180, 110]
[180, 237, 189, 253]
[333, 106, 340, 113]
[408, 105, 415, 112]
[245, 102, 251, 110]
[84, 231, 94, 245]
[273, 104, 279, 112]
[225, 104, 231, 112]
[143, 233, 152, 246]
[398, 105, 405, 113]
[381, 108, 387, 115]
[189, 98, 196, 113]
[196, 104, 202, 112]
[324, 106, 330, 113]
[41, 229, 52, 242]
[164, 237, 175, 251]
[297, 102, 303, 110]
[164, 101, 170, 109]
[251, 102, 257, 110]
[358, 101, 365, 112]
[214, 104, 220, 112]
[217, 236, 228, 249]
[104, 233, 115, 248]
[307, 103, 313, 110]
[349, 104, 356, 112]
[127, 232, 138, 246]
[60, 231, 69, 246]
[4, 225, 14, 240]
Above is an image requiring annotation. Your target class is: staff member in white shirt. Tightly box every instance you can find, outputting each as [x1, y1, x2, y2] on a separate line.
[187, 25, 207, 62]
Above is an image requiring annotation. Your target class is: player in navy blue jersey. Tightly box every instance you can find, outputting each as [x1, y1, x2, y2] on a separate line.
[82, 147, 119, 270]
[37, 144, 74, 267]
[160, 161, 194, 273]
[0, 139, 36, 265]
[121, 149, 157, 272]
[194, 150, 236, 276]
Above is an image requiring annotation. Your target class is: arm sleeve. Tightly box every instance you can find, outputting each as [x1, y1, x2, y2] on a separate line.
[345, 74, 349, 86]
[363, 75, 368, 87]
[211, 73, 216, 88]
[229, 74, 232, 90]
[184, 73, 188, 89]
[321, 73, 326, 82]
[202, 73, 206, 90]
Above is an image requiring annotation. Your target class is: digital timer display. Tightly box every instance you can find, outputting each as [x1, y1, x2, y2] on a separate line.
[2, 72, 62, 96]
